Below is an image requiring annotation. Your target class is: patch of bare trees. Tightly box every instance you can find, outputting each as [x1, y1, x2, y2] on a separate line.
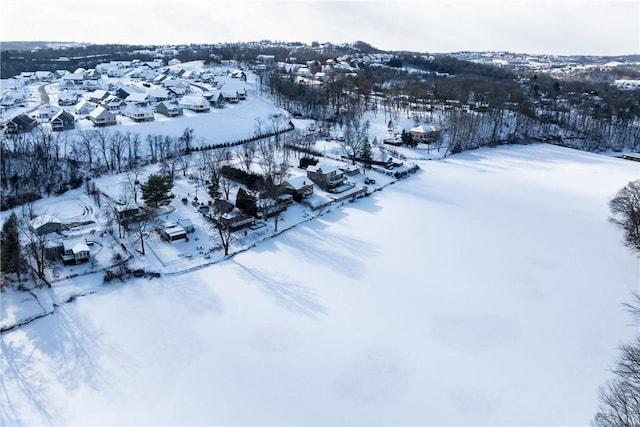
[593, 292, 640, 426]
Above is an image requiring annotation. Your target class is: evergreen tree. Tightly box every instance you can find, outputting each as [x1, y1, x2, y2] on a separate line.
[1, 212, 23, 281]
[401, 129, 414, 146]
[207, 172, 221, 200]
[236, 187, 257, 217]
[362, 137, 373, 171]
[141, 174, 174, 208]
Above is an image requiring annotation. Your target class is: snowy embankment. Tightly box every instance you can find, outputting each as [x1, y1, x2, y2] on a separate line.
[1, 144, 638, 425]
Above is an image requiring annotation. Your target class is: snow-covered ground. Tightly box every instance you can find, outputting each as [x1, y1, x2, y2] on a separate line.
[1, 143, 638, 425]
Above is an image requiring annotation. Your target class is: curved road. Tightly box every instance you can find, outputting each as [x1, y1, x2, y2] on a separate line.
[1, 82, 51, 127]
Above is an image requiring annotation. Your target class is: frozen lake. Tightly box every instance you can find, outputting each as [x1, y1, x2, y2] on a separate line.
[1, 144, 638, 425]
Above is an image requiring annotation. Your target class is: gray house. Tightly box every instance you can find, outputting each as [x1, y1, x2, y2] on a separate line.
[155, 100, 183, 117]
[50, 110, 75, 131]
[30, 215, 62, 235]
[89, 106, 117, 127]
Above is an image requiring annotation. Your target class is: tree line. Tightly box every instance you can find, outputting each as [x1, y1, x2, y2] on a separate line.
[593, 181, 640, 426]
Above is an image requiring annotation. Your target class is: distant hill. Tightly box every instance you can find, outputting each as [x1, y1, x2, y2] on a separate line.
[0, 41, 86, 51]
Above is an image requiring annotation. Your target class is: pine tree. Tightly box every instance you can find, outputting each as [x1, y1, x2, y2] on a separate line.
[1, 212, 24, 281]
[141, 174, 174, 208]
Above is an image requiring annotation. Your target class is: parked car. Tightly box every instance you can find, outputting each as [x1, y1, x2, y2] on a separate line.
[364, 177, 375, 185]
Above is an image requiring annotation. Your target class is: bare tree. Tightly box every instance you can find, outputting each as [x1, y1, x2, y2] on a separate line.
[202, 148, 229, 200]
[338, 119, 370, 165]
[130, 206, 156, 256]
[77, 129, 96, 165]
[20, 206, 49, 280]
[220, 176, 233, 200]
[128, 132, 142, 169]
[176, 152, 192, 177]
[124, 167, 141, 203]
[109, 130, 130, 173]
[593, 292, 640, 426]
[237, 142, 256, 172]
[100, 198, 118, 238]
[609, 180, 640, 252]
[95, 128, 112, 171]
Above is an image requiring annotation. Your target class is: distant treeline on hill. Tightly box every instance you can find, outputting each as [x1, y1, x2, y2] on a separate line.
[0, 41, 380, 79]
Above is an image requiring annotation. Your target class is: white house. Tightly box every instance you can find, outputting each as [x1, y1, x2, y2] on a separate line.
[75, 100, 98, 117]
[409, 124, 441, 143]
[123, 102, 154, 122]
[35, 103, 62, 121]
[125, 92, 151, 104]
[62, 237, 90, 265]
[178, 95, 210, 112]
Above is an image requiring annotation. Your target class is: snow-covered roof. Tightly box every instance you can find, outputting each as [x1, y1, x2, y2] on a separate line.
[30, 215, 61, 229]
[307, 163, 339, 174]
[62, 237, 90, 254]
[287, 175, 313, 189]
[125, 93, 150, 103]
[89, 106, 115, 119]
[179, 95, 209, 107]
[410, 124, 438, 133]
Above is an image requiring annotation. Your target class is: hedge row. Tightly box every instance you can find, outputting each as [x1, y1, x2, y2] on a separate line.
[188, 121, 295, 153]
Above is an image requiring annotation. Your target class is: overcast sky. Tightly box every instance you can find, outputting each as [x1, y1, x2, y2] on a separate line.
[2, 0, 638, 56]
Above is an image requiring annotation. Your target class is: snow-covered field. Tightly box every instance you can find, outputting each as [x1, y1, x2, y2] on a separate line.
[1, 144, 639, 425]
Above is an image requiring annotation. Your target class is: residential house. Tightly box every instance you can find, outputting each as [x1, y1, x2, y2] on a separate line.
[115, 203, 143, 224]
[257, 194, 293, 219]
[82, 79, 101, 91]
[123, 102, 154, 122]
[212, 199, 254, 230]
[284, 176, 314, 200]
[30, 215, 62, 236]
[160, 222, 187, 242]
[221, 90, 239, 104]
[62, 237, 90, 265]
[202, 90, 225, 108]
[102, 95, 124, 111]
[86, 69, 100, 80]
[178, 95, 210, 112]
[115, 86, 133, 100]
[0, 90, 19, 109]
[88, 106, 117, 127]
[35, 71, 55, 82]
[50, 110, 75, 131]
[155, 100, 183, 117]
[306, 163, 345, 192]
[58, 91, 80, 106]
[88, 90, 110, 104]
[153, 74, 169, 85]
[124, 92, 151, 105]
[35, 103, 61, 121]
[75, 100, 98, 117]
[18, 72, 36, 83]
[256, 55, 276, 65]
[409, 124, 441, 143]
[4, 114, 38, 134]
[230, 70, 247, 80]
[338, 164, 360, 176]
[147, 88, 171, 104]
[162, 79, 191, 96]
[60, 72, 85, 87]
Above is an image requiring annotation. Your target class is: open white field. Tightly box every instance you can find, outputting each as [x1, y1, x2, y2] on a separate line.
[1, 144, 638, 425]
